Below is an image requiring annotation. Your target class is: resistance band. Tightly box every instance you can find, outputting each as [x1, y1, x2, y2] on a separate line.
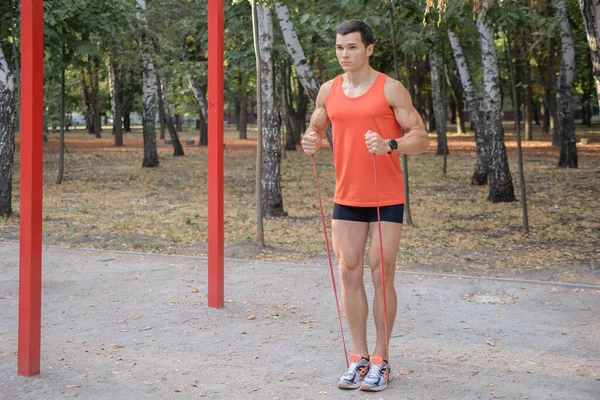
[311, 155, 349, 368]
[372, 154, 390, 363]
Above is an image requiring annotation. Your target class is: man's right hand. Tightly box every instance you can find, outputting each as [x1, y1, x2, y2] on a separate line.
[301, 130, 322, 155]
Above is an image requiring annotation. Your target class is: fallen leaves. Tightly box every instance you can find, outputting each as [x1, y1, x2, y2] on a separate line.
[16, 131, 599, 287]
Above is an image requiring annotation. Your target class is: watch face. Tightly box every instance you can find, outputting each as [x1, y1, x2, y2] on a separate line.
[389, 139, 398, 150]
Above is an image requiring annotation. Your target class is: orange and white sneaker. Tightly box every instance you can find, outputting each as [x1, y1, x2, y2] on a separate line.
[336, 354, 371, 389]
[360, 356, 391, 392]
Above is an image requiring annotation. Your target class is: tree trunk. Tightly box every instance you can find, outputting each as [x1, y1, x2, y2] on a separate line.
[137, 0, 159, 168]
[274, 2, 319, 102]
[239, 93, 248, 139]
[505, 30, 530, 233]
[89, 60, 102, 138]
[9, 0, 20, 133]
[274, 2, 332, 150]
[477, 12, 515, 202]
[429, 48, 448, 158]
[156, 72, 167, 140]
[278, 65, 296, 151]
[157, 70, 184, 156]
[292, 82, 308, 144]
[554, 0, 578, 168]
[258, 4, 286, 217]
[579, 0, 600, 108]
[446, 67, 466, 134]
[448, 30, 487, 185]
[124, 112, 131, 132]
[108, 57, 123, 146]
[57, 44, 66, 184]
[0, 46, 15, 217]
[189, 78, 208, 144]
[238, 72, 248, 139]
[80, 70, 94, 134]
[524, 62, 533, 141]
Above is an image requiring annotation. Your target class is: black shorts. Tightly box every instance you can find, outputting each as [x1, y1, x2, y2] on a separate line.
[332, 203, 404, 224]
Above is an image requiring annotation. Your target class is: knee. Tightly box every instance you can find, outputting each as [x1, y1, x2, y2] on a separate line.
[338, 259, 363, 286]
[369, 260, 396, 288]
[368, 254, 395, 274]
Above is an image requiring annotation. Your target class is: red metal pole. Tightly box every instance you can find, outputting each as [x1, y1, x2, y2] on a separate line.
[18, 0, 44, 376]
[207, 0, 224, 308]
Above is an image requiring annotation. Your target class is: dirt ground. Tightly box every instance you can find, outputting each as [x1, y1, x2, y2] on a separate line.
[1, 124, 599, 285]
[1, 245, 599, 399]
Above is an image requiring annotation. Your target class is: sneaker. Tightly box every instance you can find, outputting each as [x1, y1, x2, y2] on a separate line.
[360, 356, 391, 392]
[337, 354, 370, 389]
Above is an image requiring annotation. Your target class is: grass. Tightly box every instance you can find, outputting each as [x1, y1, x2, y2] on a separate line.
[1, 123, 599, 285]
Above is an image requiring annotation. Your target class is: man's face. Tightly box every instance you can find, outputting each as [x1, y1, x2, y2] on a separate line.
[335, 32, 373, 71]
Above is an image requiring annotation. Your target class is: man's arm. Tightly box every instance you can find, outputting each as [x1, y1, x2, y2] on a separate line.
[384, 78, 429, 155]
[301, 80, 333, 155]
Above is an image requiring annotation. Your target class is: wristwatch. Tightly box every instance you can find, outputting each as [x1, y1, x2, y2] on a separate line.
[387, 139, 398, 154]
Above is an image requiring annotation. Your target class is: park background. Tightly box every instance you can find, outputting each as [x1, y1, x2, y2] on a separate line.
[0, 0, 598, 285]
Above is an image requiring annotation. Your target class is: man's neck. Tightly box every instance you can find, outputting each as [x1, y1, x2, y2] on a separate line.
[344, 66, 377, 86]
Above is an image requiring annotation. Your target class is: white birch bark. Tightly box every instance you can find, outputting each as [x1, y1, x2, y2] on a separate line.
[448, 30, 487, 184]
[274, 2, 333, 149]
[477, 12, 515, 202]
[135, 0, 159, 167]
[257, 4, 286, 217]
[0, 45, 15, 216]
[555, 0, 578, 167]
[107, 57, 117, 132]
[274, 2, 319, 102]
[189, 79, 208, 121]
[579, 0, 600, 107]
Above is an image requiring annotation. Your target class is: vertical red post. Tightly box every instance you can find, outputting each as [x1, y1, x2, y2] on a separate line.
[207, 0, 224, 308]
[18, 0, 44, 376]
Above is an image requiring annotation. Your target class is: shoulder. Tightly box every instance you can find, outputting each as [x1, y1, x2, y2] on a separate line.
[383, 76, 411, 108]
[320, 78, 336, 96]
[317, 78, 337, 105]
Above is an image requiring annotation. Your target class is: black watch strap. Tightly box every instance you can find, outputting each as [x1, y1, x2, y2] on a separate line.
[387, 139, 398, 153]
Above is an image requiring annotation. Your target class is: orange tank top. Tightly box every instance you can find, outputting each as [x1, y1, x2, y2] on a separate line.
[325, 72, 404, 206]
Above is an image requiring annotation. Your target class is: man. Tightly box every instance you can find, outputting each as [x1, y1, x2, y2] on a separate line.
[301, 20, 428, 392]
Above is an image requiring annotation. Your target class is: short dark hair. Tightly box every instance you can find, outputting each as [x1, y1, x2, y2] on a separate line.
[336, 20, 374, 47]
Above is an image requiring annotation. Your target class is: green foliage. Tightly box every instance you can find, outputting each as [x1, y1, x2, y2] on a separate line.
[0, 0, 596, 129]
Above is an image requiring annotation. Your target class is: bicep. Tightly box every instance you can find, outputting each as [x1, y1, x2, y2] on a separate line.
[393, 105, 424, 135]
[389, 85, 425, 135]
[308, 84, 331, 136]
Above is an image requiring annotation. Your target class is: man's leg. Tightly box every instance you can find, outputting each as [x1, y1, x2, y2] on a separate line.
[367, 221, 402, 360]
[332, 219, 370, 356]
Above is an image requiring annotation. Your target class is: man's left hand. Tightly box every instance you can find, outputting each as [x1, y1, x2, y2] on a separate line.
[364, 130, 390, 155]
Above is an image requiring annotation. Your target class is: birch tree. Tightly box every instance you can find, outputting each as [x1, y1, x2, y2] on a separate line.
[188, 78, 208, 145]
[477, 11, 515, 202]
[274, 2, 333, 148]
[429, 47, 448, 158]
[274, 3, 319, 101]
[0, 44, 15, 217]
[555, 0, 578, 168]
[257, 4, 286, 217]
[108, 57, 124, 146]
[448, 30, 487, 185]
[136, 0, 159, 167]
[579, 0, 600, 108]
[153, 39, 184, 156]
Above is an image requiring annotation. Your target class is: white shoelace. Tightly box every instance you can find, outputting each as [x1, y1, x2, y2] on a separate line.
[365, 363, 382, 381]
[342, 361, 362, 379]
